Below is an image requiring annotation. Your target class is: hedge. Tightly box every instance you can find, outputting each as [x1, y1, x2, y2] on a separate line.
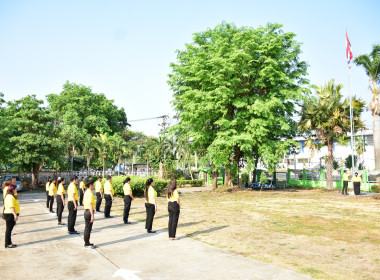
[92, 176, 204, 197]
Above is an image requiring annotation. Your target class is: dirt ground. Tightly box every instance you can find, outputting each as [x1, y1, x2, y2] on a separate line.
[112, 187, 380, 280]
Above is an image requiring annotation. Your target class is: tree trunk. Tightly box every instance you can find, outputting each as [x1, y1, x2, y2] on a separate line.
[252, 156, 259, 183]
[326, 141, 334, 190]
[87, 155, 90, 177]
[102, 157, 105, 177]
[373, 113, 380, 170]
[224, 167, 232, 186]
[31, 163, 40, 189]
[212, 171, 219, 189]
[118, 155, 121, 176]
[159, 162, 163, 179]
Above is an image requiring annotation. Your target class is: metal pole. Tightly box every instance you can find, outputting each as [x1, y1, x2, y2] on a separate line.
[348, 68, 355, 176]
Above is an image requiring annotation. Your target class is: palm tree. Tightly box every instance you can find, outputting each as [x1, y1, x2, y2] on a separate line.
[354, 44, 380, 170]
[299, 79, 365, 189]
[82, 134, 95, 176]
[110, 134, 128, 176]
[94, 134, 112, 177]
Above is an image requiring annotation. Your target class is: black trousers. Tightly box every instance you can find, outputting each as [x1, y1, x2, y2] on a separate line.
[67, 201, 77, 232]
[4, 213, 16, 247]
[49, 195, 55, 212]
[342, 181, 348, 194]
[145, 203, 155, 232]
[84, 210, 93, 246]
[123, 196, 132, 223]
[79, 189, 84, 206]
[57, 195, 65, 223]
[96, 192, 102, 212]
[168, 202, 180, 238]
[104, 194, 112, 217]
[46, 191, 49, 208]
[354, 182, 361, 195]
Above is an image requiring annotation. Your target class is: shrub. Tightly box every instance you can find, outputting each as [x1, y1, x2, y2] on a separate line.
[259, 172, 268, 185]
[241, 173, 249, 184]
[177, 179, 204, 188]
[371, 184, 380, 193]
[109, 175, 168, 197]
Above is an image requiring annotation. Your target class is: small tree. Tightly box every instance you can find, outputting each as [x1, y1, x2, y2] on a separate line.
[344, 154, 358, 170]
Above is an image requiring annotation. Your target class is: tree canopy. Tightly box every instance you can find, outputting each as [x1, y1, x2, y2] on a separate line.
[168, 22, 309, 183]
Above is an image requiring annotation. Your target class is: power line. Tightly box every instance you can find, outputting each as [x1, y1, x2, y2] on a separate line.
[128, 115, 166, 122]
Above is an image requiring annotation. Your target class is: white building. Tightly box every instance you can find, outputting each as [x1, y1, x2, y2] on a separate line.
[275, 130, 375, 171]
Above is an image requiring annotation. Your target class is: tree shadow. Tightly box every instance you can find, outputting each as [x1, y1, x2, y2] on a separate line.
[96, 229, 166, 247]
[182, 225, 229, 238]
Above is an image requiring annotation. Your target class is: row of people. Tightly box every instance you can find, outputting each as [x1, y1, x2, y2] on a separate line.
[2, 175, 181, 248]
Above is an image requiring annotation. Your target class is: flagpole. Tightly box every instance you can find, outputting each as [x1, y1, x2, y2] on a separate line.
[348, 67, 355, 176]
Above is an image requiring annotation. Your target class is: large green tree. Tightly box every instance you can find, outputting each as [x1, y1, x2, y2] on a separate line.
[354, 44, 380, 170]
[7, 95, 63, 188]
[0, 93, 13, 171]
[168, 22, 308, 186]
[47, 82, 128, 135]
[299, 79, 365, 189]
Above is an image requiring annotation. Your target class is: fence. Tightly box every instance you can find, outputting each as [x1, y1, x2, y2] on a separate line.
[287, 168, 379, 191]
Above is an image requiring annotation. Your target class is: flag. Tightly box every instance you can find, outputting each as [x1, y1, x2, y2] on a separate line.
[346, 30, 353, 69]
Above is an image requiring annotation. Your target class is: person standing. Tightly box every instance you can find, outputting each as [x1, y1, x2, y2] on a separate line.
[103, 176, 114, 218]
[56, 178, 66, 225]
[67, 176, 79, 234]
[352, 172, 362, 196]
[94, 176, 103, 213]
[342, 170, 349, 195]
[48, 178, 57, 213]
[166, 178, 180, 240]
[83, 179, 96, 249]
[79, 177, 86, 206]
[144, 178, 157, 233]
[3, 185, 20, 248]
[46, 177, 51, 209]
[123, 177, 134, 224]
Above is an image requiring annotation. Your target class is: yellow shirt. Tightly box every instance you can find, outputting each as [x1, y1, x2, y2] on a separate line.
[103, 181, 114, 195]
[49, 183, 57, 196]
[95, 181, 103, 193]
[80, 181, 86, 190]
[46, 182, 50, 191]
[352, 176, 362, 183]
[83, 189, 95, 210]
[167, 189, 179, 202]
[67, 182, 78, 201]
[343, 173, 349, 181]
[123, 183, 132, 196]
[4, 194, 20, 214]
[146, 186, 157, 204]
[57, 183, 66, 195]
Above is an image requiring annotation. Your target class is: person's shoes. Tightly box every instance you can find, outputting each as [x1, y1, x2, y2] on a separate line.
[68, 231, 79, 234]
[84, 243, 96, 249]
[5, 244, 17, 248]
[105, 216, 114, 218]
[124, 221, 131, 224]
[169, 237, 179, 240]
[58, 222, 65, 226]
[148, 230, 156, 233]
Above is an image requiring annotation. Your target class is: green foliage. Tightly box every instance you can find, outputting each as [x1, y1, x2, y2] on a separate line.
[259, 172, 268, 185]
[241, 173, 249, 183]
[344, 154, 358, 169]
[299, 79, 365, 189]
[332, 159, 340, 170]
[371, 185, 380, 193]
[6, 95, 64, 187]
[177, 179, 204, 188]
[168, 22, 309, 176]
[110, 175, 168, 197]
[47, 82, 128, 135]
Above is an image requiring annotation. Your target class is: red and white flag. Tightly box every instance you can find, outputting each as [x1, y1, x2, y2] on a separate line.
[346, 30, 353, 69]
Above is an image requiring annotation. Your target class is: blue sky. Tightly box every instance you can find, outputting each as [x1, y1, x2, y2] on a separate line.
[0, 0, 379, 136]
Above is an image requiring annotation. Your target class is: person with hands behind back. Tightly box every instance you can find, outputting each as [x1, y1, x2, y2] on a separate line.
[167, 178, 180, 240]
[3, 185, 20, 248]
[144, 178, 157, 233]
[83, 179, 96, 249]
[94, 176, 103, 213]
[123, 177, 134, 224]
[103, 175, 114, 218]
[56, 177, 66, 225]
[67, 176, 79, 234]
[79, 177, 86, 206]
